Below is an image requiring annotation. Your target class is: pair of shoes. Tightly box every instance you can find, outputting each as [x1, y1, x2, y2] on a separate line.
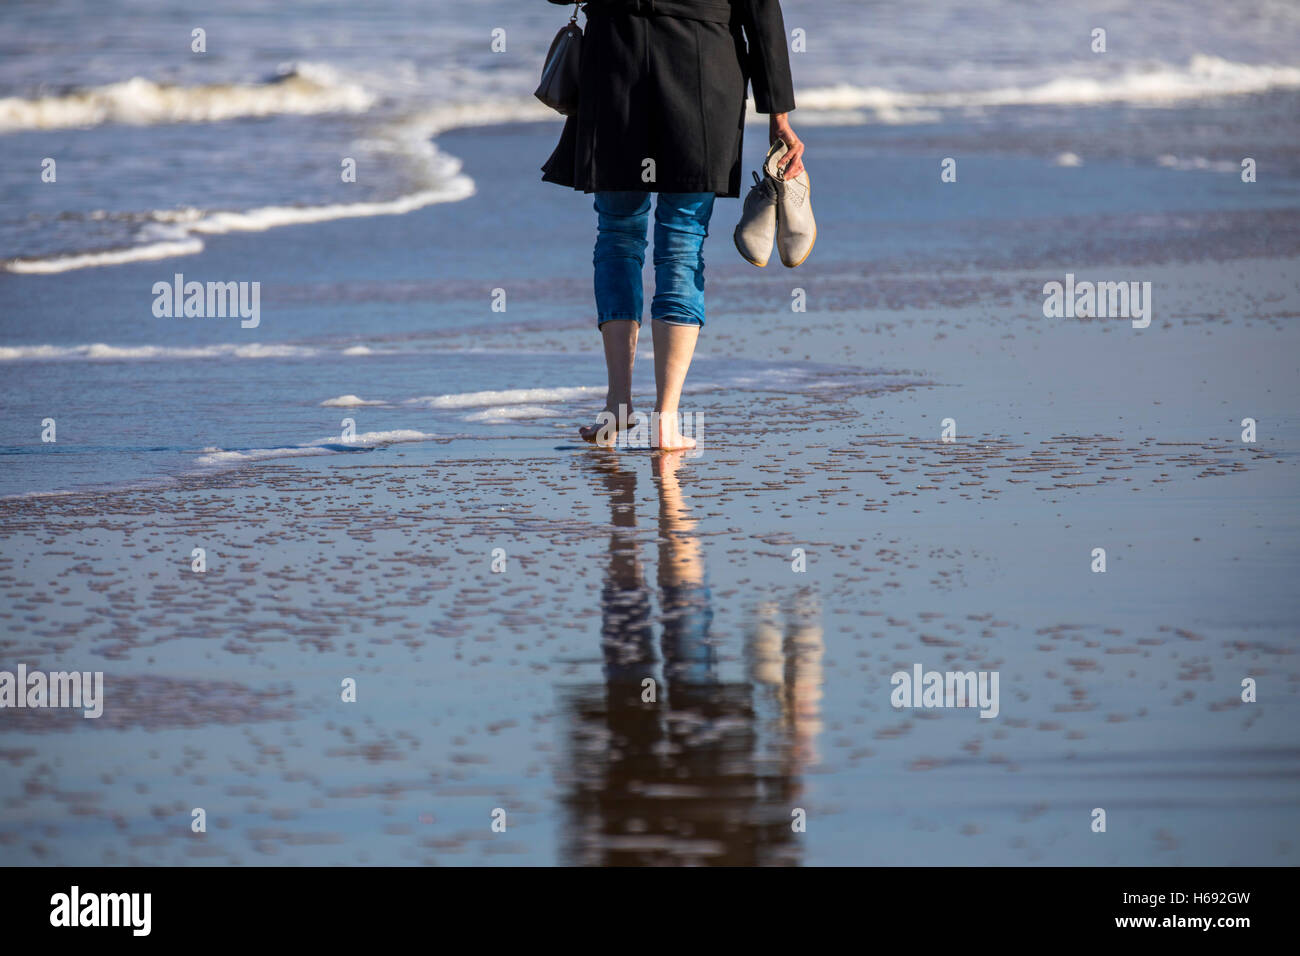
[734, 139, 816, 268]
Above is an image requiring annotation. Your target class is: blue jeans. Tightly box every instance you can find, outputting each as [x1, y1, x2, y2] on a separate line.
[593, 191, 716, 329]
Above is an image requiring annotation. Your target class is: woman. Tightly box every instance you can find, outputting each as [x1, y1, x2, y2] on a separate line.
[542, 0, 805, 450]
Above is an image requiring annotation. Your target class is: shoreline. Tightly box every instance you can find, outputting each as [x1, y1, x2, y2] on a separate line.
[5, 76, 1300, 274]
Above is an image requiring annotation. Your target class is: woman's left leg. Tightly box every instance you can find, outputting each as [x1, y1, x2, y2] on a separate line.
[651, 191, 715, 450]
[581, 191, 652, 443]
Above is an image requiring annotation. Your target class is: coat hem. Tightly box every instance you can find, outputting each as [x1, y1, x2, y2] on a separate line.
[541, 171, 739, 200]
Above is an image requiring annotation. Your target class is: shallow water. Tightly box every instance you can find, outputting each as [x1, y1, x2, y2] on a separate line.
[3, 106, 1299, 499]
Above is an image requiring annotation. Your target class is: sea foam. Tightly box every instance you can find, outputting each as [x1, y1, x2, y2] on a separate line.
[0, 64, 374, 132]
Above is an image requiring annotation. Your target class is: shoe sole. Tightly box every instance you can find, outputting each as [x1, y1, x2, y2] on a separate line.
[781, 226, 816, 268]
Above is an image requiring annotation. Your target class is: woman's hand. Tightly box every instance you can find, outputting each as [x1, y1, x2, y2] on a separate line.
[768, 112, 805, 179]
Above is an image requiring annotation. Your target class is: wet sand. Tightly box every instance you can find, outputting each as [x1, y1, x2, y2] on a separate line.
[1, 245, 1296, 864]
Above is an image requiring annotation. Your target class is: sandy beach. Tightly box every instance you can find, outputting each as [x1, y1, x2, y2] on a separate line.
[2, 0, 1298, 866]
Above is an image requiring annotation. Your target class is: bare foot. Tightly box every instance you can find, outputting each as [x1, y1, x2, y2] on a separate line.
[579, 407, 624, 445]
[655, 411, 697, 451]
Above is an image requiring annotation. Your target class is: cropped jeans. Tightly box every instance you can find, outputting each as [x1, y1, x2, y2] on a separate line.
[593, 191, 716, 329]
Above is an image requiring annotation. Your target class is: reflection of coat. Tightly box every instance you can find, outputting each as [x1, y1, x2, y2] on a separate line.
[541, 0, 796, 198]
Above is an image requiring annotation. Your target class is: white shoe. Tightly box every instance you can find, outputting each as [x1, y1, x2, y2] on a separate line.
[733, 141, 787, 268]
[770, 142, 815, 268]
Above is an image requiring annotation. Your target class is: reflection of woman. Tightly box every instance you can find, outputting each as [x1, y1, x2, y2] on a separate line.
[561, 450, 818, 865]
[587, 449, 713, 692]
[543, 0, 804, 450]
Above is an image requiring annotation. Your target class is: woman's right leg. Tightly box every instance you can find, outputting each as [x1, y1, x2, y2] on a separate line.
[650, 191, 715, 450]
[581, 191, 651, 443]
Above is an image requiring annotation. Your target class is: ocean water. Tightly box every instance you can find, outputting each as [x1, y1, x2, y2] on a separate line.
[2, 1, 1299, 498]
[3, 0, 1300, 268]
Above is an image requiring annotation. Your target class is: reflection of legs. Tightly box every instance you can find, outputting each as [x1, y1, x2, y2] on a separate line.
[651, 192, 714, 451]
[579, 452, 669, 866]
[591, 452, 654, 684]
[583, 191, 651, 443]
[654, 451, 714, 688]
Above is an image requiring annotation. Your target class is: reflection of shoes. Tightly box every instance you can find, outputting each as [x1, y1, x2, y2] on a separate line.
[771, 143, 816, 268]
[733, 140, 786, 268]
[748, 601, 784, 686]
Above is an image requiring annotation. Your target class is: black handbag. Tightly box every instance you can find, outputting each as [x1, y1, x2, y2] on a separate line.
[535, 3, 584, 116]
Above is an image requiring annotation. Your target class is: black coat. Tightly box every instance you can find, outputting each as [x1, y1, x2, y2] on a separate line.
[541, 0, 796, 198]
